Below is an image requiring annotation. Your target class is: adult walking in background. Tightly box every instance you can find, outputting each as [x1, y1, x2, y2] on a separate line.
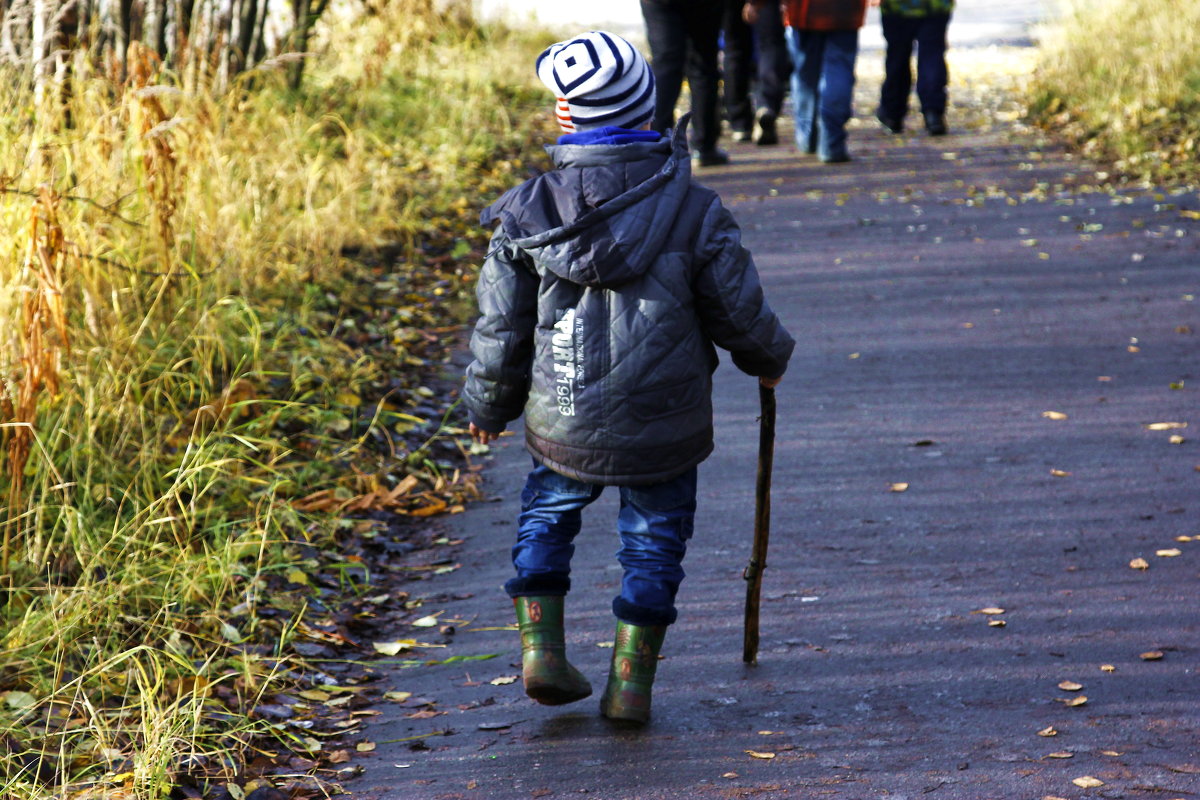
[724, 0, 790, 145]
[875, 0, 954, 135]
[641, 0, 730, 166]
[773, 0, 870, 163]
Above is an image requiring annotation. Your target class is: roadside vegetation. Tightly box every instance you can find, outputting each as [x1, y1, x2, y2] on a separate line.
[0, 1, 548, 797]
[1030, 0, 1200, 184]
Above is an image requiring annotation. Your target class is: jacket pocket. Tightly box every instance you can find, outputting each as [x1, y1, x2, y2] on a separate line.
[627, 375, 704, 423]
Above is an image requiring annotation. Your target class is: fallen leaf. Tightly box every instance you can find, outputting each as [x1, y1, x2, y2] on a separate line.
[1129, 558, 1150, 570]
[1176, 535, 1194, 542]
[1046, 751, 1074, 759]
[489, 675, 519, 686]
[1140, 650, 1164, 661]
[1169, 434, 1185, 444]
[975, 607, 1005, 615]
[1057, 695, 1087, 707]
[477, 721, 515, 730]
[328, 750, 351, 764]
[596, 640, 614, 648]
[298, 689, 331, 702]
[1050, 469, 1071, 477]
[373, 640, 418, 656]
[1157, 548, 1182, 557]
[1072, 776, 1104, 788]
[988, 619, 1007, 627]
[412, 615, 441, 628]
[722, 772, 739, 779]
[1101, 750, 1122, 757]
[384, 691, 412, 703]
[356, 742, 376, 753]
[889, 482, 909, 492]
[1042, 411, 1069, 420]
[1100, 664, 1115, 672]
[1145, 421, 1187, 430]
[1037, 727, 1058, 737]
[1043, 796, 1069, 800]
[745, 751, 776, 760]
[1057, 681, 1083, 691]
[405, 709, 446, 719]
[758, 731, 779, 735]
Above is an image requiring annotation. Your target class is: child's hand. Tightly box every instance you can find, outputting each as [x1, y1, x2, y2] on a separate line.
[469, 422, 502, 444]
[759, 376, 782, 389]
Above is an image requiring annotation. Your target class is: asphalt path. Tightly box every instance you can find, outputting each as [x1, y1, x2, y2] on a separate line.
[354, 28, 1200, 800]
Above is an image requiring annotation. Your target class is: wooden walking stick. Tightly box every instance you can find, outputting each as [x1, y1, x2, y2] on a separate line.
[743, 383, 776, 664]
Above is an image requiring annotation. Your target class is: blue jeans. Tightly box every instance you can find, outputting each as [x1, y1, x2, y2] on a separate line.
[785, 27, 859, 160]
[504, 463, 698, 627]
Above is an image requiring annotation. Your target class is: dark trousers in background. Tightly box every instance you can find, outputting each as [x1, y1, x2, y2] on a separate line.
[878, 13, 951, 122]
[641, 0, 723, 152]
[721, 0, 790, 132]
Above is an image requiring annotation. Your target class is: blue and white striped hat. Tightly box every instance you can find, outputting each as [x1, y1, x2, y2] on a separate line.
[535, 31, 656, 133]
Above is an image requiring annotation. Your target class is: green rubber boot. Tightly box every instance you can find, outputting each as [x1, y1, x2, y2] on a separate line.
[600, 620, 667, 724]
[513, 596, 592, 706]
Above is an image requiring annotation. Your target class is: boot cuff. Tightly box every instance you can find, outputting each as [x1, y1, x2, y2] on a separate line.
[505, 575, 570, 597]
[613, 596, 676, 626]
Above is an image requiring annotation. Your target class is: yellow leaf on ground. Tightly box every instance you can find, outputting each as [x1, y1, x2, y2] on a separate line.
[1046, 752, 1073, 759]
[1042, 411, 1068, 420]
[1140, 650, 1164, 661]
[989, 619, 1007, 627]
[383, 691, 412, 702]
[722, 772, 739, 779]
[490, 675, 519, 686]
[976, 607, 1005, 615]
[1101, 750, 1122, 756]
[1156, 548, 1182, 557]
[1058, 681, 1083, 691]
[1063, 695, 1088, 707]
[1145, 421, 1187, 430]
[298, 689, 331, 702]
[1169, 434, 1185, 444]
[1130, 558, 1150, 570]
[1100, 664, 1115, 672]
[889, 482, 909, 492]
[373, 640, 418, 656]
[1050, 469, 1071, 477]
[412, 615, 440, 627]
[1072, 776, 1104, 788]
[356, 741, 376, 752]
[745, 751, 776, 760]
[1037, 727, 1058, 737]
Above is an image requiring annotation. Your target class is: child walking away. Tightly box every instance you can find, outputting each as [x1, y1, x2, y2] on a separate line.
[463, 31, 795, 725]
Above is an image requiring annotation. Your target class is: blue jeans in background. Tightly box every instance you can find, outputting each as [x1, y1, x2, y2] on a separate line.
[504, 463, 698, 627]
[785, 27, 859, 161]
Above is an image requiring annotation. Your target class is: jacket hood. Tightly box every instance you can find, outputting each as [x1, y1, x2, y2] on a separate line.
[480, 117, 693, 288]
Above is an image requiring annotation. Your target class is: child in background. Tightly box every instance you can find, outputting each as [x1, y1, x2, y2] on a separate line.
[463, 31, 794, 724]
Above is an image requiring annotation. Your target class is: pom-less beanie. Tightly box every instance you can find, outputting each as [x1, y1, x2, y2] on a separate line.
[535, 31, 656, 133]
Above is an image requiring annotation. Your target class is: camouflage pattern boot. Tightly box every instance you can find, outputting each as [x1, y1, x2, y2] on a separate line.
[599, 620, 667, 724]
[513, 596, 592, 705]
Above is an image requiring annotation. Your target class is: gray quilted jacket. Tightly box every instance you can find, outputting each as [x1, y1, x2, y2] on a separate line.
[464, 120, 794, 485]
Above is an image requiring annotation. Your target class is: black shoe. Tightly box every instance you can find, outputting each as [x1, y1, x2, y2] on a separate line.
[923, 112, 947, 136]
[820, 151, 851, 164]
[692, 148, 730, 167]
[875, 110, 903, 134]
[754, 109, 778, 146]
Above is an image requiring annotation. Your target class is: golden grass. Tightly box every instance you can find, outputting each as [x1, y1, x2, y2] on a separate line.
[0, 1, 552, 796]
[1030, 0, 1200, 181]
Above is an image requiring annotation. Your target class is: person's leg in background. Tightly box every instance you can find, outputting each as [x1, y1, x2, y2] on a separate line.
[914, 12, 951, 134]
[721, 0, 755, 141]
[785, 26, 824, 155]
[641, 0, 689, 135]
[814, 28, 859, 162]
[877, 12, 916, 133]
[683, 0, 728, 163]
[752, 0, 789, 144]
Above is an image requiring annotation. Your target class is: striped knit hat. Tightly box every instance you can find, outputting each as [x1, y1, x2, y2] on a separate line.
[535, 31, 656, 133]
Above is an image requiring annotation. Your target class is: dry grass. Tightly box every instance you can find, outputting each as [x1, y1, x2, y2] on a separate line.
[1030, 0, 1200, 182]
[0, 1, 551, 796]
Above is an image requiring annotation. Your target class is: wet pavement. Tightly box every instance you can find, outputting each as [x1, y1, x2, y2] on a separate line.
[352, 29, 1200, 800]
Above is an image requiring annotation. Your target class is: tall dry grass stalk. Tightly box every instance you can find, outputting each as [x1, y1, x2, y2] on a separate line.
[1031, 0, 1200, 181]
